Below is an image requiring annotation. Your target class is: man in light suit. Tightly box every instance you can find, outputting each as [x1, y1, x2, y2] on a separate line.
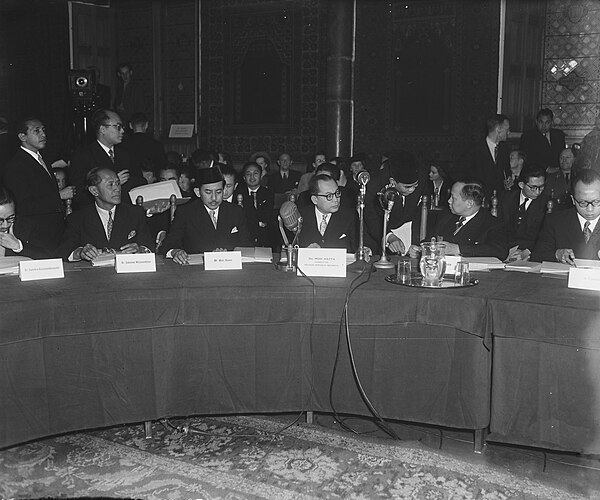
[532, 169, 600, 264]
[2, 116, 75, 251]
[519, 108, 566, 171]
[297, 174, 358, 253]
[161, 167, 250, 264]
[69, 109, 145, 209]
[56, 167, 154, 261]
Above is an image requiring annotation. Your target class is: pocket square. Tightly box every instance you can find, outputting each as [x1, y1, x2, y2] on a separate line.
[128, 230, 136, 240]
[339, 233, 347, 239]
[231, 227, 238, 234]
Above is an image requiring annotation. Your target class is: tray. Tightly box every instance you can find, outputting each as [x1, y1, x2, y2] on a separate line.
[385, 274, 479, 289]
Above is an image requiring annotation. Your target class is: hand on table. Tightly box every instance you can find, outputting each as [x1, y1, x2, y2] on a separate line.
[555, 248, 576, 266]
[78, 244, 101, 261]
[172, 249, 189, 265]
[387, 234, 405, 255]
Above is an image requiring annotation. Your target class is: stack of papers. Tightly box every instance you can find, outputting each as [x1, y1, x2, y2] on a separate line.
[128, 180, 189, 208]
[91, 253, 116, 267]
[463, 257, 505, 271]
[573, 258, 600, 268]
[186, 254, 204, 266]
[234, 247, 273, 263]
[540, 261, 570, 274]
[504, 261, 542, 273]
[0, 256, 31, 275]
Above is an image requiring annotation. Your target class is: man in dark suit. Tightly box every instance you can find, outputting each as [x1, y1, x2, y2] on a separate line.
[121, 112, 167, 176]
[297, 174, 358, 253]
[0, 186, 51, 259]
[466, 114, 511, 200]
[233, 162, 274, 248]
[499, 166, 549, 261]
[297, 162, 355, 211]
[519, 108, 566, 171]
[2, 116, 75, 251]
[267, 153, 302, 199]
[364, 150, 425, 255]
[532, 169, 600, 264]
[56, 167, 154, 261]
[417, 179, 508, 260]
[161, 167, 251, 264]
[544, 147, 575, 209]
[70, 109, 145, 209]
[113, 62, 145, 131]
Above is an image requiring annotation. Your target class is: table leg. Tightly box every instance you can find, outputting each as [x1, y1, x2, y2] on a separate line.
[144, 420, 153, 439]
[473, 428, 487, 453]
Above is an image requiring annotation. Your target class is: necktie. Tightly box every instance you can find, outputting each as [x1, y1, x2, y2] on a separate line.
[252, 191, 257, 209]
[546, 132, 551, 145]
[107, 210, 114, 241]
[283, 172, 288, 180]
[518, 197, 528, 225]
[584, 221, 592, 244]
[108, 149, 115, 163]
[319, 214, 328, 236]
[37, 152, 51, 176]
[453, 216, 466, 236]
[493, 145, 498, 162]
[210, 209, 217, 229]
[565, 172, 570, 184]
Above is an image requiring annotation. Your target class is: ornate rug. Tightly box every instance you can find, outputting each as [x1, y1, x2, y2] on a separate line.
[0, 415, 589, 499]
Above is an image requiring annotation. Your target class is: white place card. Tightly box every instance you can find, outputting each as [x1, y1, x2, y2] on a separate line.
[296, 248, 347, 278]
[568, 267, 600, 291]
[204, 251, 242, 270]
[19, 258, 64, 282]
[115, 253, 156, 273]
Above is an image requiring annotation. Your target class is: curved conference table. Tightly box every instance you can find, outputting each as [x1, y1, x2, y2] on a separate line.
[1, 258, 599, 454]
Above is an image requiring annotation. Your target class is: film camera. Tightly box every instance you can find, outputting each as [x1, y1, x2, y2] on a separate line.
[68, 69, 97, 96]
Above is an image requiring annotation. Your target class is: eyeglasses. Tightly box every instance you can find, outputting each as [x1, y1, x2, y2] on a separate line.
[103, 123, 124, 131]
[0, 214, 16, 225]
[525, 183, 545, 192]
[314, 189, 341, 201]
[572, 198, 600, 208]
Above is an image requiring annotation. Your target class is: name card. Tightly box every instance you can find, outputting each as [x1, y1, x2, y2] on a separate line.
[297, 248, 347, 278]
[204, 251, 242, 270]
[568, 266, 600, 291]
[115, 253, 156, 273]
[444, 256, 461, 275]
[19, 258, 64, 282]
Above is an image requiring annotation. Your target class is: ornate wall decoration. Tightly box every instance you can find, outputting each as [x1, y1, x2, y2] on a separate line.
[354, 0, 500, 170]
[543, 0, 600, 141]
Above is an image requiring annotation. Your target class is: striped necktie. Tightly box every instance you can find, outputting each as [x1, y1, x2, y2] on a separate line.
[210, 210, 217, 229]
[107, 210, 114, 241]
[319, 214, 328, 236]
[453, 216, 466, 235]
[584, 221, 591, 244]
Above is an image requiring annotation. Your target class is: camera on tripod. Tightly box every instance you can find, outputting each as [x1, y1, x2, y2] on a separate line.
[69, 69, 97, 97]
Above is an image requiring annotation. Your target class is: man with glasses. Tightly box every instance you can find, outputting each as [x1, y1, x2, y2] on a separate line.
[533, 169, 600, 264]
[0, 186, 50, 259]
[70, 109, 144, 209]
[297, 173, 358, 252]
[499, 166, 549, 262]
[2, 116, 74, 251]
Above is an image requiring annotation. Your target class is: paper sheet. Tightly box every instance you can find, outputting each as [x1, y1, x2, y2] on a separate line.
[390, 222, 412, 256]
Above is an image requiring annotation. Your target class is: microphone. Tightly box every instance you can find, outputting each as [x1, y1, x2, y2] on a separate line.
[279, 201, 301, 232]
[237, 193, 244, 207]
[354, 170, 370, 186]
[65, 198, 73, 216]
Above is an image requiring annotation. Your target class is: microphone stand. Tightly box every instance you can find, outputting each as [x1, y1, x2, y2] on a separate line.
[348, 182, 373, 274]
[374, 199, 395, 269]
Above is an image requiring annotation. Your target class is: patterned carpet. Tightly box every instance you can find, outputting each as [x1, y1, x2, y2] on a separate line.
[0, 415, 589, 499]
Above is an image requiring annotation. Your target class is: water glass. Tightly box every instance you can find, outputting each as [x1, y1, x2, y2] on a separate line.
[397, 260, 411, 284]
[454, 261, 470, 286]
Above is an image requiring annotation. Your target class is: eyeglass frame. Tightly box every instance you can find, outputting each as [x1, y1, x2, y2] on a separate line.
[0, 214, 16, 226]
[103, 122, 124, 131]
[314, 189, 342, 201]
[524, 182, 545, 192]
[572, 197, 600, 208]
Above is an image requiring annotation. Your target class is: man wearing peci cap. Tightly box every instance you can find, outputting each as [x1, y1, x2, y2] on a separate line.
[160, 167, 250, 264]
[364, 150, 425, 254]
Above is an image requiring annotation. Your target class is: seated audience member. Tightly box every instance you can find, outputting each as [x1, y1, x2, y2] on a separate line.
[2, 116, 74, 251]
[331, 156, 349, 186]
[166, 150, 183, 168]
[499, 166, 548, 261]
[233, 162, 274, 247]
[190, 149, 217, 170]
[298, 152, 326, 193]
[70, 109, 144, 209]
[141, 162, 157, 184]
[0, 186, 50, 259]
[267, 153, 301, 195]
[345, 153, 367, 200]
[249, 151, 272, 185]
[177, 165, 195, 197]
[160, 167, 250, 263]
[504, 150, 526, 191]
[426, 162, 452, 207]
[297, 162, 355, 210]
[364, 150, 424, 255]
[158, 164, 179, 183]
[218, 163, 238, 203]
[519, 108, 566, 171]
[53, 167, 67, 190]
[121, 112, 167, 175]
[297, 174, 358, 253]
[56, 167, 154, 261]
[532, 169, 600, 264]
[413, 179, 508, 260]
[544, 147, 575, 208]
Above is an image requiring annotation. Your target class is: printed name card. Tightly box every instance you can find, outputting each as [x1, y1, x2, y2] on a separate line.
[115, 253, 156, 273]
[204, 251, 242, 270]
[19, 258, 64, 282]
[297, 248, 347, 278]
[568, 266, 600, 291]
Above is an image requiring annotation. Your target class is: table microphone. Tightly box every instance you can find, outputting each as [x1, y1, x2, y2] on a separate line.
[354, 170, 370, 186]
[237, 193, 244, 207]
[280, 201, 301, 232]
